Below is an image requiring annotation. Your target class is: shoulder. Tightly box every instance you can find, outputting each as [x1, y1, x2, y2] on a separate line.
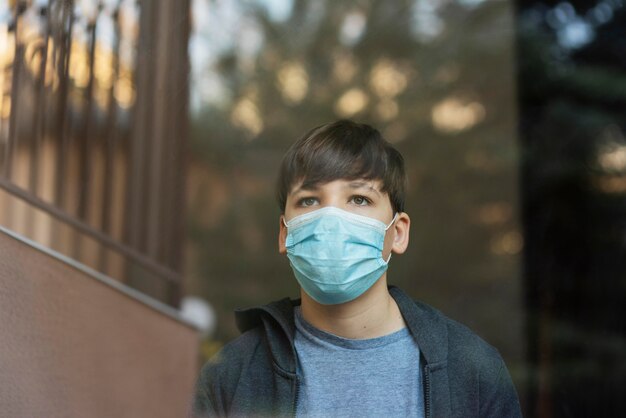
[442, 313, 510, 391]
[191, 328, 265, 417]
[391, 287, 507, 373]
[444, 311, 502, 366]
[200, 327, 264, 384]
[411, 298, 502, 365]
[411, 300, 521, 417]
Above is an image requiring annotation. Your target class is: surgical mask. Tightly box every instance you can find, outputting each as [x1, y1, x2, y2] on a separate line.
[283, 206, 397, 305]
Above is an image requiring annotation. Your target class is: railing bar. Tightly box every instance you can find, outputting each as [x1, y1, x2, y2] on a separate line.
[77, 15, 98, 221]
[53, 0, 73, 208]
[138, 37, 154, 255]
[125, 0, 155, 255]
[160, 0, 179, 268]
[25, 3, 53, 239]
[0, 178, 181, 284]
[29, 5, 52, 195]
[98, 5, 122, 272]
[120, 0, 142, 285]
[51, 1, 75, 260]
[146, 0, 169, 261]
[0, 24, 7, 150]
[3, 3, 26, 179]
[102, 7, 121, 235]
[161, 1, 188, 271]
[167, 0, 191, 306]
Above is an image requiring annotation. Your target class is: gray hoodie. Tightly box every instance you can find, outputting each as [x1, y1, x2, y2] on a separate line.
[190, 286, 523, 418]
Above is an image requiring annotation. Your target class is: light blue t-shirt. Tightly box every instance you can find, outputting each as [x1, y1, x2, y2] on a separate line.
[294, 307, 425, 418]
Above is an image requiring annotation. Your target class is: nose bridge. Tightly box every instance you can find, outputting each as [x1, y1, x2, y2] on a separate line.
[321, 183, 348, 208]
[321, 198, 343, 209]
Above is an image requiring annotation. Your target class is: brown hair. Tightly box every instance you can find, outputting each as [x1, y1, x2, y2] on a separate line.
[277, 120, 406, 214]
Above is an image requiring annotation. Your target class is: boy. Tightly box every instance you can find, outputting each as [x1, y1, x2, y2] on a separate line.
[191, 120, 522, 417]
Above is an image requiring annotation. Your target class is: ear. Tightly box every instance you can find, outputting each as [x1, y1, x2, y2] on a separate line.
[391, 212, 410, 254]
[278, 215, 288, 254]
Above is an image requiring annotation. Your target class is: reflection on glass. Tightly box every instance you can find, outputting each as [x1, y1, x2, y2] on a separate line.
[187, 3, 522, 410]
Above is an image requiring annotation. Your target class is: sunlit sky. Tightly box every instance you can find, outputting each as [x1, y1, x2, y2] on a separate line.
[187, 0, 495, 112]
[0, 0, 619, 114]
[187, 0, 620, 113]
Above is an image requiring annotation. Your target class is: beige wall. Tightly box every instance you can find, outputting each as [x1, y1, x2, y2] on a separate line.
[0, 227, 199, 418]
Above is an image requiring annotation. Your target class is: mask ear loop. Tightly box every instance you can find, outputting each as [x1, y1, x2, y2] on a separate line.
[383, 213, 399, 263]
[384, 212, 399, 231]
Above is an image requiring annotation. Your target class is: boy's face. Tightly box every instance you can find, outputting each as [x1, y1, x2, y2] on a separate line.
[278, 178, 410, 261]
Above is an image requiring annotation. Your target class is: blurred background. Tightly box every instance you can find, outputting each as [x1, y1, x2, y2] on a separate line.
[0, 0, 624, 417]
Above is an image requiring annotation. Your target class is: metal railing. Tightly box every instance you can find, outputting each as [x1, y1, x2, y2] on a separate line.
[0, 0, 189, 306]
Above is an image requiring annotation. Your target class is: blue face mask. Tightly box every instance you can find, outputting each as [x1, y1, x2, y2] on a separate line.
[283, 206, 397, 305]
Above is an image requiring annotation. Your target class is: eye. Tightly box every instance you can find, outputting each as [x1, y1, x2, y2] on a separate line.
[298, 197, 319, 207]
[350, 195, 371, 206]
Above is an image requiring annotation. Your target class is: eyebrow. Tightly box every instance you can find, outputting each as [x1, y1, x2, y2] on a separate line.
[289, 184, 319, 195]
[289, 181, 382, 196]
[346, 181, 382, 196]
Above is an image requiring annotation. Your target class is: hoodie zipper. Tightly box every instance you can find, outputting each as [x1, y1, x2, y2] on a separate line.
[424, 364, 431, 418]
[293, 377, 301, 417]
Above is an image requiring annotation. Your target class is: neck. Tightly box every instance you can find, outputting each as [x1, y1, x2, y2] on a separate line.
[300, 276, 406, 339]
